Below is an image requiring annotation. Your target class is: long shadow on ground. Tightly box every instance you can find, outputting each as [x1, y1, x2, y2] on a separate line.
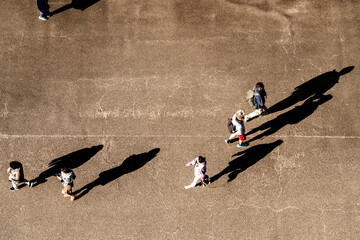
[51, 0, 101, 16]
[73, 148, 160, 200]
[211, 140, 283, 183]
[30, 145, 103, 187]
[267, 66, 354, 115]
[247, 94, 333, 142]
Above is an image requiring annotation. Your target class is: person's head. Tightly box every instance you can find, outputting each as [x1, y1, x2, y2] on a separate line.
[9, 161, 21, 169]
[61, 167, 71, 174]
[236, 110, 245, 120]
[256, 82, 264, 91]
[198, 156, 206, 163]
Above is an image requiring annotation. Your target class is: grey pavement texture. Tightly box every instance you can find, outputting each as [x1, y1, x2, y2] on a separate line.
[0, 0, 359, 239]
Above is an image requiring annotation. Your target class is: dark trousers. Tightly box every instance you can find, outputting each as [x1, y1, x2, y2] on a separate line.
[37, 0, 50, 14]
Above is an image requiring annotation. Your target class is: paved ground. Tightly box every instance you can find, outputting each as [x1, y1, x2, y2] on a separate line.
[1, 0, 359, 239]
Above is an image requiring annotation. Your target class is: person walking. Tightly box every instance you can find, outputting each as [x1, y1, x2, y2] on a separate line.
[185, 156, 210, 189]
[56, 167, 76, 201]
[245, 82, 268, 122]
[37, 0, 51, 21]
[7, 161, 33, 191]
[225, 110, 248, 147]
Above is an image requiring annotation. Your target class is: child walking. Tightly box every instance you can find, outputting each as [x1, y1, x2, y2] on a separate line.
[245, 82, 268, 122]
[225, 109, 248, 147]
[7, 161, 33, 191]
[185, 156, 209, 189]
[56, 167, 76, 201]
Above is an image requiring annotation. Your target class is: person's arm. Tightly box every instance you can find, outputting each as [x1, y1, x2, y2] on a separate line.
[10, 169, 20, 180]
[186, 157, 198, 167]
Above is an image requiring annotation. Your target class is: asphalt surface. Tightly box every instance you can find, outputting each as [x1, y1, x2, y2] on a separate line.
[1, 0, 359, 239]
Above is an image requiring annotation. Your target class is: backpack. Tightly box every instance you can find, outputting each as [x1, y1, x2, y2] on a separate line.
[246, 88, 259, 107]
[227, 118, 236, 133]
[227, 117, 243, 133]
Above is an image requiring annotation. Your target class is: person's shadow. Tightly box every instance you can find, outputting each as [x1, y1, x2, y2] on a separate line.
[30, 145, 103, 187]
[267, 66, 354, 114]
[211, 140, 283, 183]
[50, 0, 101, 16]
[247, 94, 333, 142]
[73, 148, 160, 200]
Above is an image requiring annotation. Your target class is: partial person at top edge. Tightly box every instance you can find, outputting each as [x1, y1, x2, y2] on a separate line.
[37, 0, 51, 21]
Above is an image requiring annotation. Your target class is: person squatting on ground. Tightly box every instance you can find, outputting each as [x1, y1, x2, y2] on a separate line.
[56, 167, 76, 201]
[225, 110, 249, 148]
[245, 82, 268, 122]
[185, 156, 210, 189]
[7, 161, 33, 191]
[37, 0, 51, 21]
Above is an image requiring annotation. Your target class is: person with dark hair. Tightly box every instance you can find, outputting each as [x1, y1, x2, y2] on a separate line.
[37, 0, 51, 21]
[245, 82, 268, 122]
[7, 161, 32, 191]
[185, 156, 210, 189]
[56, 167, 76, 201]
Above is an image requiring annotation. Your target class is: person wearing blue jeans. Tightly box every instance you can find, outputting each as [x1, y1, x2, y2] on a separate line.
[245, 82, 268, 122]
[37, 0, 50, 21]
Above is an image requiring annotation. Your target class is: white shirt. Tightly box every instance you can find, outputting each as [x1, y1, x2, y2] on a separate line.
[232, 113, 245, 135]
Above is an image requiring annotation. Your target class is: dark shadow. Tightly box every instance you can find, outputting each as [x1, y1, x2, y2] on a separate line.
[30, 145, 103, 187]
[211, 140, 283, 183]
[74, 148, 160, 200]
[50, 0, 100, 16]
[247, 94, 333, 142]
[267, 66, 354, 114]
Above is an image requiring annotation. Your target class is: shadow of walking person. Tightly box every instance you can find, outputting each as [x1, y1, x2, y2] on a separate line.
[267, 66, 354, 114]
[30, 145, 104, 187]
[247, 94, 333, 142]
[50, 0, 101, 16]
[74, 148, 160, 200]
[211, 140, 283, 183]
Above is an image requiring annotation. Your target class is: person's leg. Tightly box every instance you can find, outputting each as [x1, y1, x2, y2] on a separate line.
[37, 0, 50, 20]
[185, 175, 201, 189]
[63, 185, 71, 195]
[25, 181, 33, 188]
[237, 135, 248, 147]
[238, 134, 245, 144]
[10, 180, 19, 191]
[201, 175, 210, 187]
[245, 108, 263, 122]
[225, 133, 238, 143]
[23, 178, 33, 188]
[37, 0, 50, 14]
[63, 185, 75, 201]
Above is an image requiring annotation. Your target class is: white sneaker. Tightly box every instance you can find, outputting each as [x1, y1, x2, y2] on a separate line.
[184, 185, 192, 189]
[61, 190, 65, 194]
[38, 14, 50, 21]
